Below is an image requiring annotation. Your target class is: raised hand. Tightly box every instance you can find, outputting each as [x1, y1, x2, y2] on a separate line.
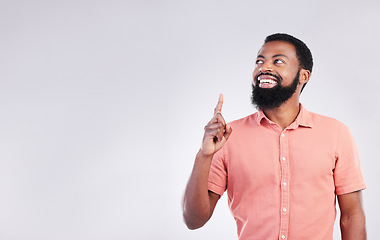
[200, 94, 232, 157]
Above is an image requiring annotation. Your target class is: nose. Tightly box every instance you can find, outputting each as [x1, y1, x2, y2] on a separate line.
[259, 61, 273, 73]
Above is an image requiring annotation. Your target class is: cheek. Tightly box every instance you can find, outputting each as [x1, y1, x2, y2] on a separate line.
[252, 73, 257, 85]
[279, 68, 296, 80]
[281, 71, 299, 85]
[252, 69, 260, 81]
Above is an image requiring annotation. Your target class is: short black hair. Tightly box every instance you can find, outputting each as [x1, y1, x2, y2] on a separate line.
[264, 33, 313, 91]
[264, 33, 313, 73]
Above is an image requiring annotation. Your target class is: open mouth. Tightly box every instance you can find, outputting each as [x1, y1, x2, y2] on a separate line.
[257, 74, 279, 88]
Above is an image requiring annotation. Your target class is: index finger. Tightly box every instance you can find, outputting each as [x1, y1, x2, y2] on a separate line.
[213, 94, 224, 115]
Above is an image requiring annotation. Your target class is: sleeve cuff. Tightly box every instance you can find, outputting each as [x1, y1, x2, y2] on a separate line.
[208, 181, 225, 196]
[336, 182, 366, 195]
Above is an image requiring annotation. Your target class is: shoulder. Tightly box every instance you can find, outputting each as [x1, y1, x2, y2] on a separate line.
[228, 112, 258, 130]
[308, 110, 348, 130]
[304, 110, 355, 142]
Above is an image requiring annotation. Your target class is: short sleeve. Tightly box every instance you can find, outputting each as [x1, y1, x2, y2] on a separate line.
[208, 146, 228, 196]
[334, 124, 366, 195]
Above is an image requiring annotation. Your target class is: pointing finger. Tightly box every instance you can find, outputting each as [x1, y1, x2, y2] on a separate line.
[213, 94, 224, 115]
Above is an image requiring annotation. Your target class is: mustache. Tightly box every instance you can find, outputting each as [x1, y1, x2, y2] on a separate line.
[255, 72, 282, 83]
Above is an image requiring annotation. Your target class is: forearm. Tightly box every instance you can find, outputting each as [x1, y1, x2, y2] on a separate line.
[182, 150, 214, 229]
[340, 211, 366, 240]
[183, 94, 231, 229]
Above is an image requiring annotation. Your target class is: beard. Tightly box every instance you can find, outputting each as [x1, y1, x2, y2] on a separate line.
[251, 70, 300, 110]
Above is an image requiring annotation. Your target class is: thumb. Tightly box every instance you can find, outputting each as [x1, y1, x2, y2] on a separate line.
[223, 124, 233, 141]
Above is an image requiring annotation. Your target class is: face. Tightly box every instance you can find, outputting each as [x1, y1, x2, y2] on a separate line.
[251, 41, 309, 109]
[251, 70, 300, 109]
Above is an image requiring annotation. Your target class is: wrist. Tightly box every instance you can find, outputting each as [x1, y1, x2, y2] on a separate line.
[196, 148, 214, 161]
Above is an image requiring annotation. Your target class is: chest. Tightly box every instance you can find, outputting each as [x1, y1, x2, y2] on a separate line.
[226, 127, 337, 188]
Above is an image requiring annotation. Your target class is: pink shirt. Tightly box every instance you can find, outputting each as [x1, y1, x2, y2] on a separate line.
[208, 104, 366, 240]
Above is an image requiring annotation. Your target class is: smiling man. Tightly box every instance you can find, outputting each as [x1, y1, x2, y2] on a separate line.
[182, 33, 366, 240]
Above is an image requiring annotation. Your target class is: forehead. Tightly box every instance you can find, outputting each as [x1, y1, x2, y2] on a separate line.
[257, 41, 297, 59]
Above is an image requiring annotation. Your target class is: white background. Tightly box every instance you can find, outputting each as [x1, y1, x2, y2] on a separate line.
[0, 1, 379, 239]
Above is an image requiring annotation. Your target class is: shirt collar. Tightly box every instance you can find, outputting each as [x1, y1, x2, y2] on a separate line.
[255, 103, 313, 129]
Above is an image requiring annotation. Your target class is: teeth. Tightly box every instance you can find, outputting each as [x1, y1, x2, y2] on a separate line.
[259, 79, 276, 84]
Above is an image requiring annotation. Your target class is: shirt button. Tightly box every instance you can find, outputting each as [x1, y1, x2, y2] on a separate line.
[282, 208, 287, 213]
[282, 157, 286, 161]
[281, 133, 285, 137]
[282, 182, 287, 187]
[281, 235, 286, 239]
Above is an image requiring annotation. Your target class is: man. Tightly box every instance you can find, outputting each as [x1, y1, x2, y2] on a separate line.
[182, 33, 366, 240]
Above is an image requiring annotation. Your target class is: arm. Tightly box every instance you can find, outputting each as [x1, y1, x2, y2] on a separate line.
[182, 152, 221, 229]
[338, 190, 366, 240]
[182, 94, 232, 230]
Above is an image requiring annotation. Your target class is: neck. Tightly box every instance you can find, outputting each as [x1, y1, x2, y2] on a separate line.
[262, 99, 300, 130]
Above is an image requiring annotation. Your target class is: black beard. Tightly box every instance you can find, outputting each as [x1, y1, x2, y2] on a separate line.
[251, 70, 300, 110]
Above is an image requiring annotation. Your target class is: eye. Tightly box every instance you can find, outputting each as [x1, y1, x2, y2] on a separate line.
[274, 59, 284, 64]
[255, 59, 264, 65]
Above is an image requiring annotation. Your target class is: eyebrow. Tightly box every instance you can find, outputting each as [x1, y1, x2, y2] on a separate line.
[257, 54, 289, 59]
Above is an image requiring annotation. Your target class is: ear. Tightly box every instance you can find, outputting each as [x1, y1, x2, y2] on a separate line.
[299, 69, 311, 84]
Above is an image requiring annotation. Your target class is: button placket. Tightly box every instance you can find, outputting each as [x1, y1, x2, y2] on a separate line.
[279, 130, 290, 239]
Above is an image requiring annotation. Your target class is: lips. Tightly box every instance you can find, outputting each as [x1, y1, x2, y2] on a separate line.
[256, 74, 280, 88]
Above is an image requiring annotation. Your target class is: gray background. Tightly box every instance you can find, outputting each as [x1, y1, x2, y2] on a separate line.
[0, 0, 379, 239]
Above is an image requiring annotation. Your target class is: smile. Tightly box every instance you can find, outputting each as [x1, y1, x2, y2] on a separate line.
[259, 79, 277, 84]
[257, 75, 278, 88]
